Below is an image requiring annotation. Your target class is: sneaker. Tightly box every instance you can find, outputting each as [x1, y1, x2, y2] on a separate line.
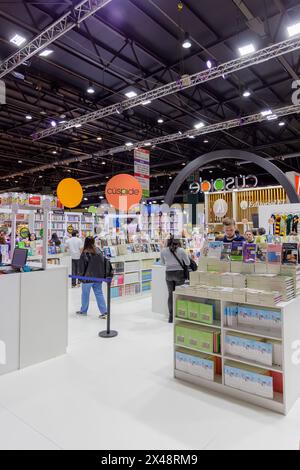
[99, 313, 108, 319]
[76, 311, 87, 316]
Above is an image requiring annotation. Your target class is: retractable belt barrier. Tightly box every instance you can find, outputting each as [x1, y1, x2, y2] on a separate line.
[69, 275, 118, 338]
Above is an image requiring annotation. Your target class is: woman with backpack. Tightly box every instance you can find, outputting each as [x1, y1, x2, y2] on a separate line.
[160, 238, 190, 324]
[77, 237, 110, 318]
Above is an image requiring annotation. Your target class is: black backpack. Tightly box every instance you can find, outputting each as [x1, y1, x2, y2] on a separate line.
[104, 257, 114, 280]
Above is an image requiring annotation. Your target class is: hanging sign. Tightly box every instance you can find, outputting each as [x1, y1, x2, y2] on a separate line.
[57, 178, 83, 208]
[105, 174, 142, 211]
[134, 148, 150, 198]
[213, 199, 228, 218]
[189, 175, 258, 194]
[296, 175, 300, 196]
[19, 227, 29, 239]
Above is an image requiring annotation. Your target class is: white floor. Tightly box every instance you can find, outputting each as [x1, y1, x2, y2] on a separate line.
[1, 289, 300, 450]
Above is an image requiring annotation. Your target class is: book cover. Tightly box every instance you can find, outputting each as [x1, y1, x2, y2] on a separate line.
[267, 244, 282, 265]
[207, 241, 223, 259]
[243, 243, 257, 263]
[256, 243, 267, 263]
[282, 243, 298, 265]
[221, 243, 232, 261]
[231, 241, 244, 261]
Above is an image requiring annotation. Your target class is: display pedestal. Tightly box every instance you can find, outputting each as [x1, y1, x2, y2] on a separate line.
[0, 265, 68, 376]
[151, 264, 169, 318]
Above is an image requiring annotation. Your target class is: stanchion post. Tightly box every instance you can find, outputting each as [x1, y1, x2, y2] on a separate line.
[99, 279, 118, 338]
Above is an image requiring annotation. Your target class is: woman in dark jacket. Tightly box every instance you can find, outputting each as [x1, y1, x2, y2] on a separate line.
[76, 237, 107, 318]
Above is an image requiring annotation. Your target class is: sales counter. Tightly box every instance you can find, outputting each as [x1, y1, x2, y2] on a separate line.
[0, 265, 68, 376]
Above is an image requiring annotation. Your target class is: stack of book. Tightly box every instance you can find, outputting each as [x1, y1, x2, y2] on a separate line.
[246, 274, 295, 301]
[224, 333, 282, 367]
[175, 348, 222, 381]
[224, 362, 274, 399]
[280, 265, 300, 297]
[237, 306, 282, 332]
[246, 289, 283, 307]
[175, 323, 221, 354]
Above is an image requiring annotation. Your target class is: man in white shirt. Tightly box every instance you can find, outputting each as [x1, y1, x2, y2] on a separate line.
[66, 231, 83, 287]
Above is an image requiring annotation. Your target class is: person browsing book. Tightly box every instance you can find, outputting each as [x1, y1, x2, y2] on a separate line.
[222, 218, 245, 243]
[160, 238, 190, 324]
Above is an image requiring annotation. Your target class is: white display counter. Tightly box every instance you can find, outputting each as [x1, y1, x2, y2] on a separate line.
[151, 264, 169, 318]
[0, 265, 68, 376]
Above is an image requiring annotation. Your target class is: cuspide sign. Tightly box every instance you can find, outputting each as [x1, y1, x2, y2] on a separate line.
[189, 175, 258, 194]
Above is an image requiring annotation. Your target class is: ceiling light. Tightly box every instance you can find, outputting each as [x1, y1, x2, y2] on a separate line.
[18, 160, 22, 164]
[84, 197, 88, 201]
[39, 49, 53, 57]
[267, 114, 278, 121]
[142, 100, 152, 105]
[287, 22, 300, 37]
[99, 196, 104, 199]
[188, 135, 195, 139]
[206, 60, 213, 69]
[182, 33, 192, 49]
[74, 123, 82, 128]
[125, 142, 133, 148]
[39, 175, 43, 179]
[97, 137, 102, 141]
[59, 120, 66, 124]
[125, 91, 137, 99]
[279, 121, 285, 127]
[204, 139, 209, 143]
[182, 163, 186, 166]
[10, 34, 26, 46]
[52, 150, 57, 154]
[67, 169, 71, 173]
[157, 118, 164, 124]
[102, 161, 106, 165]
[261, 109, 272, 117]
[243, 90, 251, 98]
[194, 122, 205, 130]
[25, 114, 32, 120]
[209, 170, 213, 173]
[50, 120, 57, 127]
[238, 43, 255, 56]
[40, 110, 47, 116]
[169, 176, 172, 179]
[87, 83, 95, 94]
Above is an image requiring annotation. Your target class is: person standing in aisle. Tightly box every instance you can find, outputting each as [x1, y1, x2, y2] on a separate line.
[222, 218, 245, 243]
[77, 237, 108, 318]
[66, 230, 83, 288]
[160, 238, 190, 324]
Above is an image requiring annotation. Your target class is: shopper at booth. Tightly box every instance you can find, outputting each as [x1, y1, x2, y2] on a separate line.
[222, 218, 245, 243]
[66, 230, 83, 288]
[77, 237, 107, 319]
[245, 230, 255, 243]
[160, 238, 190, 324]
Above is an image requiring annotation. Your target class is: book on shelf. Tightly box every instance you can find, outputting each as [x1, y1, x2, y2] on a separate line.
[282, 243, 299, 265]
[267, 244, 282, 265]
[221, 243, 232, 261]
[207, 241, 223, 259]
[225, 333, 273, 366]
[243, 243, 256, 264]
[224, 361, 274, 399]
[231, 241, 244, 261]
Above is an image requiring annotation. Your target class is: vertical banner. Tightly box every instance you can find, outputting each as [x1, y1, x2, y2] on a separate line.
[134, 148, 150, 198]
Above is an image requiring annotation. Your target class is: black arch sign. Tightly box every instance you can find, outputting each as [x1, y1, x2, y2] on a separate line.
[165, 150, 300, 205]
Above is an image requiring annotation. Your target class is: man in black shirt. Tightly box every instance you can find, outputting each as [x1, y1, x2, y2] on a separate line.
[222, 218, 245, 243]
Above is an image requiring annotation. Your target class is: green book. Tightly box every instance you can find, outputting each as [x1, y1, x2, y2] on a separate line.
[187, 301, 200, 321]
[199, 303, 214, 325]
[176, 300, 188, 319]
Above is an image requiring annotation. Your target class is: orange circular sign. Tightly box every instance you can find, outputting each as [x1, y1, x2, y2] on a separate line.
[105, 174, 142, 211]
[57, 178, 83, 208]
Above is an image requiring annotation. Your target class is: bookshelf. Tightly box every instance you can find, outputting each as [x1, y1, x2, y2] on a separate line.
[33, 211, 95, 240]
[173, 289, 300, 414]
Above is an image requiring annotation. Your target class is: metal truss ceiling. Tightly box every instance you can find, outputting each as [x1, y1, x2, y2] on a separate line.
[3, 103, 300, 181]
[0, 0, 113, 79]
[32, 34, 300, 140]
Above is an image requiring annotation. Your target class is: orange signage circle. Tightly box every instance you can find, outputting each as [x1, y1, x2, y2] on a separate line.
[57, 178, 83, 208]
[105, 174, 142, 211]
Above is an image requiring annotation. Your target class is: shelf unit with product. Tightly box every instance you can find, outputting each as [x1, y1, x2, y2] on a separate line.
[33, 211, 96, 241]
[173, 289, 300, 415]
[107, 253, 160, 300]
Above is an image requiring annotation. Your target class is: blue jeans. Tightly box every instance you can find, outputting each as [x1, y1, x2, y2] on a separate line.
[81, 282, 107, 315]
